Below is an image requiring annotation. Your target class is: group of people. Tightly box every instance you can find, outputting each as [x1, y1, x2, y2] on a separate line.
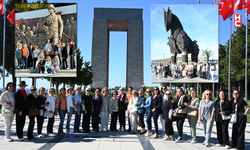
[0, 82, 249, 150]
[153, 62, 217, 81]
[15, 39, 76, 74]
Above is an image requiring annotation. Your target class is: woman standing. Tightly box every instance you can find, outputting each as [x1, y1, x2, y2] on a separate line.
[45, 87, 56, 137]
[215, 90, 231, 149]
[151, 86, 162, 138]
[137, 90, 146, 134]
[55, 87, 67, 136]
[65, 87, 75, 134]
[73, 86, 83, 133]
[36, 87, 48, 138]
[44, 56, 52, 74]
[162, 91, 174, 141]
[82, 88, 93, 133]
[143, 88, 152, 137]
[16, 44, 22, 70]
[160, 86, 167, 135]
[100, 87, 111, 131]
[26, 86, 38, 140]
[198, 90, 215, 147]
[92, 88, 103, 132]
[62, 43, 68, 69]
[15, 81, 28, 141]
[109, 91, 119, 131]
[128, 90, 139, 134]
[52, 56, 60, 74]
[32, 45, 39, 69]
[231, 90, 250, 149]
[117, 87, 127, 131]
[184, 90, 200, 144]
[173, 88, 188, 143]
[28, 44, 34, 69]
[0, 82, 15, 142]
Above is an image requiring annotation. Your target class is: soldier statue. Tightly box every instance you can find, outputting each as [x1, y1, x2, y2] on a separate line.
[43, 4, 63, 47]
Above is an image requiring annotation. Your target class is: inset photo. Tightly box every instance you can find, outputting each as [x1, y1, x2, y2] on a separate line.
[15, 3, 77, 77]
[151, 4, 219, 83]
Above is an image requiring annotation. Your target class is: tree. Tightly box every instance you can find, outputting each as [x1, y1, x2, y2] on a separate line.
[201, 48, 212, 63]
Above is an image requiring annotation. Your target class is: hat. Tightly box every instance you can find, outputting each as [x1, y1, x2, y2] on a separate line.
[48, 4, 56, 12]
[18, 81, 28, 86]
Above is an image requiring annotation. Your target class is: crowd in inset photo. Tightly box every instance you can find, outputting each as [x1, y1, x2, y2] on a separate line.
[152, 62, 218, 81]
[0, 81, 249, 150]
[15, 39, 76, 74]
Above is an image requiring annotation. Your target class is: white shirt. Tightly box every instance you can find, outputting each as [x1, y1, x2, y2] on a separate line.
[7, 92, 15, 110]
[66, 95, 74, 112]
[45, 95, 56, 112]
[128, 96, 139, 113]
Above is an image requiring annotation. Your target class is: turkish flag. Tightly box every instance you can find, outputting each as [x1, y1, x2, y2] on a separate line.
[0, 0, 4, 15]
[233, 0, 245, 11]
[220, 0, 235, 21]
[245, 0, 250, 14]
[216, 0, 228, 15]
[7, 9, 15, 24]
[15, 18, 23, 26]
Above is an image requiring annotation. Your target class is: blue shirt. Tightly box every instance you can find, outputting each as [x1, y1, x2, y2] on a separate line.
[137, 96, 146, 114]
[144, 96, 152, 112]
[73, 93, 82, 110]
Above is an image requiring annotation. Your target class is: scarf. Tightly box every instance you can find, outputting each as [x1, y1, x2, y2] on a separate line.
[19, 88, 27, 101]
[69, 43, 74, 48]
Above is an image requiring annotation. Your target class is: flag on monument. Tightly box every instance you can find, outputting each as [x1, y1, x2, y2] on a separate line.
[7, 9, 15, 24]
[0, 0, 4, 15]
[220, 0, 234, 20]
[15, 18, 23, 26]
[245, 0, 250, 14]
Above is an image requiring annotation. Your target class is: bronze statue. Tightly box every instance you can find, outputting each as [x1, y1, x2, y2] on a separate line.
[70, 17, 77, 42]
[43, 4, 63, 46]
[16, 24, 27, 45]
[163, 7, 199, 63]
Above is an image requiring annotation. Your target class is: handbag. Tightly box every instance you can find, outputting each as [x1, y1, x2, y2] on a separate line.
[220, 102, 231, 120]
[29, 104, 39, 116]
[230, 104, 238, 124]
[177, 95, 188, 114]
[187, 109, 197, 116]
[2, 108, 12, 116]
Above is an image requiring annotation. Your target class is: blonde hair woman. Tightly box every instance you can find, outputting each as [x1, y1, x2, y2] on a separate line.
[45, 87, 56, 137]
[52, 56, 60, 74]
[73, 86, 83, 133]
[65, 87, 74, 134]
[100, 87, 111, 131]
[128, 90, 139, 134]
[44, 56, 52, 74]
[198, 90, 215, 147]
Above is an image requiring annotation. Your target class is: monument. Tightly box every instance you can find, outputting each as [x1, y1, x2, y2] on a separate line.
[163, 7, 200, 63]
[91, 8, 143, 90]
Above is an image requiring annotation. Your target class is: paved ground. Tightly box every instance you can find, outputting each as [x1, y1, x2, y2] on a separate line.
[0, 113, 249, 150]
[15, 68, 77, 77]
[151, 69, 219, 83]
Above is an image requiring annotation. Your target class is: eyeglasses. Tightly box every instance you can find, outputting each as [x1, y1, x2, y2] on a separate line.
[233, 93, 238, 95]
[50, 91, 55, 93]
[31, 89, 36, 91]
[146, 91, 151, 93]
[153, 89, 158, 91]
[86, 90, 91, 92]
[61, 89, 66, 91]
[206, 94, 211, 96]
[8, 86, 14, 88]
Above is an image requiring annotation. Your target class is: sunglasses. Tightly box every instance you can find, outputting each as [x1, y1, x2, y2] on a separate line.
[146, 91, 151, 93]
[8, 86, 14, 88]
[206, 94, 211, 96]
[31, 89, 36, 91]
[61, 89, 66, 91]
[233, 93, 238, 95]
[162, 87, 166, 89]
[86, 90, 91, 92]
[50, 91, 55, 92]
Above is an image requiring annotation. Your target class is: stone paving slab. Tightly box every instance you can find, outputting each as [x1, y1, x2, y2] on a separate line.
[0, 114, 249, 150]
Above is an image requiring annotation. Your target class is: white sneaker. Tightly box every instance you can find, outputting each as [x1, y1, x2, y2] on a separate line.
[202, 141, 206, 145]
[216, 143, 223, 147]
[190, 140, 196, 144]
[38, 134, 45, 138]
[5, 137, 13, 142]
[206, 143, 210, 147]
[175, 137, 183, 143]
[225, 145, 230, 149]
[19, 138, 25, 141]
[48, 133, 56, 137]
[44, 71, 47, 74]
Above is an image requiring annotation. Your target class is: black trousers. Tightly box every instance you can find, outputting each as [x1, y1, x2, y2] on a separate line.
[82, 110, 91, 132]
[92, 109, 100, 131]
[138, 113, 145, 128]
[176, 117, 185, 137]
[110, 112, 118, 131]
[27, 116, 35, 138]
[37, 115, 44, 135]
[70, 56, 75, 69]
[231, 113, 247, 149]
[16, 113, 26, 139]
[128, 114, 131, 130]
[216, 120, 229, 145]
[119, 109, 126, 130]
[33, 58, 37, 69]
[152, 111, 160, 134]
[63, 57, 68, 69]
[165, 119, 174, 136]
[39, 67, 45, 73]
[203, 71, 206, 79]
[47, 115, 54, 133]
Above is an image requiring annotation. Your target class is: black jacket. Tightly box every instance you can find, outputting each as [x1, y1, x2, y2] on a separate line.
[82, 95, 93, 112]
[162, 97, 174, 120]
[215, 99, 232, 122]
[118, 93, 127, 111]
[25, 94, 38, 115]
[15, 90, 26, 114]
[36, 95, 46, 110]
[62, 47, 68, 58]
[38, 60, 46, 68]
[164, 66, 169, 73]
[151, 95, 162, 113]
[69, 44, 75, 56]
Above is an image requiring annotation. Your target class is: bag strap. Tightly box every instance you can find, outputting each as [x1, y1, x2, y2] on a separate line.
[178, 95, 185, 106]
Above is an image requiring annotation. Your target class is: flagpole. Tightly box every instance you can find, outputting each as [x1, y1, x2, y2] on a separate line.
[228, 17, 232, 100]
[2, 0, 6, 92]
[245, 0, 248, 101]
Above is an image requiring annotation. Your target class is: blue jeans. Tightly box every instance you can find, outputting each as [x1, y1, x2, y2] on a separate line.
[22, 56, 27, 69]
[74, 111, 81, 132]
[45, 65, 51, 71]
[65, 107, 74, 131]
[146, 110, 152, 130]
[58, 109, 67, 134]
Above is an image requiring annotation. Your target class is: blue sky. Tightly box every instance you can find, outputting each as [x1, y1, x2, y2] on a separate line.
[151, 4, 218, 60]
[1, 0, 248, 90]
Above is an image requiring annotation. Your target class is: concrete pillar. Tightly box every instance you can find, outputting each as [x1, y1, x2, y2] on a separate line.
[182, 52, 188, 63]
[126, 20, 143, 90]
[91, 19, 109, 89]
[171, 52, 176, 63]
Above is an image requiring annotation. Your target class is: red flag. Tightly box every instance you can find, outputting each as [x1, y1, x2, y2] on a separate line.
[245, 0, 250, 14]
[233, 0, 245, 11]
[216, 0, 228, 14]
[0, 0, 4, 15]
[220, 0, 235, 20]
[7, 9, 15, 24]
[56, 11, 62, 15]
[15, 18, 23, 26]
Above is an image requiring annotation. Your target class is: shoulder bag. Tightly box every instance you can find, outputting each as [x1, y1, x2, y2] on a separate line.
[177, 95, 188, 114]
[187, 98, 198, 116]
[230, 104, 237, 124]
[30, 103, 39, 116]
[2, 92, 12, 116]
[220, 102, 231, 120]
